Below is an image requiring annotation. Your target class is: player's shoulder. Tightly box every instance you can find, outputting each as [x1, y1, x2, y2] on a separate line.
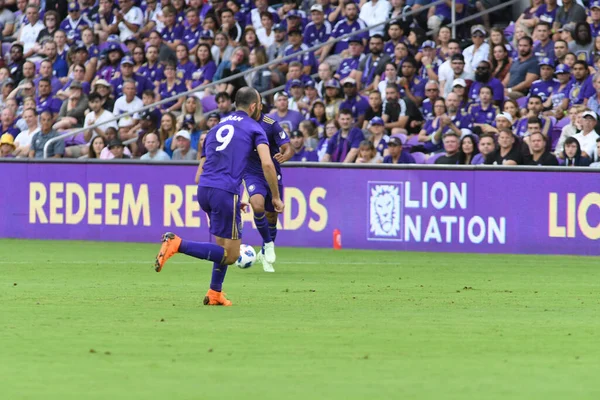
[532, 79, 542, 85]
[262, 114, 276, 125]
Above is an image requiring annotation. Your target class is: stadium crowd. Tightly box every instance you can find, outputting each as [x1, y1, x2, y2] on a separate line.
[0, 0, 600, 167]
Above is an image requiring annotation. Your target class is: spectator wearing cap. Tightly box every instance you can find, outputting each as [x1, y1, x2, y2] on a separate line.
[60, 2, 89, 45]
[206, 112, 221, 130]
[36, 78, 62, 120]
[304, 4, 332, 61]
[54, 80, 89, 133]
[110, 0, 144, 43]
[113, 79, 143, 129]
[138, 45, 165, 83]
[339, 77, 369, 128]
[443, 54, 473, 98]
[304, 80, 321, 109]
[320, 2, 368, 67]
[95, 42, 125, 83]
[287, 79, 307, 114]
[182, 7, 202, 54]
[289, 130, 318, 162]
[427, 0, 466, 36]
[111, 56, 154, 99]
[359, 0, 391, 36]
[107, 138, 132, 160]
[220, 8, 243, 45]
[322, 108, 364, 163]
[533, 22, 555, 63]
[505, 37, 540, 99]
[280, 28, 317, 76]
[399, 58, 426, 107]
[589, 2, 600, 38]
[18, 4, 44, 58]
[483, 111, 513, 136]
[29, 111, 64, 158]
[468, 86, 501, 130]
[0, 133, 15, 158]
[472, 133, 495, 164]
[283, 8, 307, 34]
[562, 136, 592, 166]
[383, 136, 415, 164]
[355, 35, 391, 92]
[71, 41, 97, 82]
[266, 23, 288, 65]
[367, 117, 389, 158]
[8, 43, 25, 84]
[573, 110, 600, 158]
[171, 130, 198, 161]
[323, 79, 343, 120]
[13, 108, 40, 158]
[160, 6, 184, 51]
[526, 131, 559, 165]
[334, 36, 365, 82]
[434, 132, 461, 165]
[469, 61, 504, 107]
[268, 92, 304, 133]
[418, 40, 442, 83]
[248, 0, 279, 32]
[92, 79, 115, 111]
[530, 59, 560, 103]
[463, 25, 490, 75]
[141, 132, 171, 161]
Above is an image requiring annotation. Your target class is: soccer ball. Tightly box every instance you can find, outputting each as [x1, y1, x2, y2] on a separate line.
[236, 245, 256, 269]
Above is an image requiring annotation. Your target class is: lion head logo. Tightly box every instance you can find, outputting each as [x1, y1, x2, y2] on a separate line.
[369, 184, 401, 237]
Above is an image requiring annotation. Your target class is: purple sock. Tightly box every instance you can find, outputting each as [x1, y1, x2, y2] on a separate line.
[254, 212, 272, 243]
[210, 263, 228, 292]
[269, 224, 278, 242]
[179, 240, 225, 264]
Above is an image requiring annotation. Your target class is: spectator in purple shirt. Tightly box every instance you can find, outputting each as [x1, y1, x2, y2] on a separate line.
[322, 108, 365, 163]
[161, 6, 184, 51]
[268, 91, 304, 133]
[320, 2, 368, 65]
[339, 77, 369, 128]
[335, 36, 365, 82]
[383, 136, 415, 164]
[469, 60, 505, 107]
[289, 130, 319, 162]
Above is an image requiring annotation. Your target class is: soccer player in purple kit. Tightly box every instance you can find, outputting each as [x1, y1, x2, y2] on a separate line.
[244, 113, 294, 273]
[154, 87, 284, 306]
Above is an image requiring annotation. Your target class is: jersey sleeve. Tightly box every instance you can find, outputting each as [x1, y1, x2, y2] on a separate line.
[253, 126, 269, 148]
[273, 120, 290, 147]
[350, 129, 365, 148]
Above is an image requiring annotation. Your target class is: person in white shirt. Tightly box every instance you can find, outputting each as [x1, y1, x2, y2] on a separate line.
[359, 0, 391, 36]
[438, 40, 462, 95]
[140, 132, 171, 161]
[463, 25, 490, 74]
[573, 111, 600, 159]
[112, 0, 143, 42]
[256, 10, 275, 48]
[13, 107, 40, 157]
[17, 4, 45, 58]
[113, 80, 143, 136]
[249, 0, 277, 31]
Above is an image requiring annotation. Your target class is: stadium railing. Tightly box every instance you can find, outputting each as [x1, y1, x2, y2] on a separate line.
[43, 0, 517, 158]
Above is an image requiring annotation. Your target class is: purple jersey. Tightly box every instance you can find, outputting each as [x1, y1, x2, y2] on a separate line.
[36, 96, 62, 115]
[331, 19, 369, 54]
[191, 61, 217, 88]
[138, 62, 165, 82]
[399, 76, 426, 99]
[200, 111, 268, 194]
[59, 17, 89, 42]
[290, 147, 319, 162]
[161, 25, 184, 43]
[326, 127, 364, 162]
[339, 95, 369, 123]
[530, 78, 560, 102]
[304, 21, 332, 47]
[336, 56, 362, 80]
[469, 78, 505, 104]
[535, 4, 558, 24]
[576, 75, 595, 104]
[421, 98, 434, 121]
[267, 110, 304, 132]
[533, 40, 555, 63]
[111, 74, 154, 98]
[177, 60, 196, 82]
[467, 103, 501, 124]
[552, 80, 573, 108]
[591, 22, 600, 38]
[283, 44, 317, 74]
[158, 80, 187, 110]
[245, 114, 290, 182]
[435, 0, 467, 20]
[183, 25, 201, 50]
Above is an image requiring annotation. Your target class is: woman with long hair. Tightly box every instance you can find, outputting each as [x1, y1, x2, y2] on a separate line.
[241, 26, 259, 50]
[213, 46, 250, 97]
[437, 26, 452, 60]
[211, 31, 234, 66]
[355, 140, 384, 164]
[317, 119, 339, 161]
[158, 112, 178, 157]
[87, 136, 107, 159]
[488, 27, 511, 57]
[503, 99, 521, 130]
[156, 62, 186, 113]
[457, 134, 480, 165]
[177, 95, 204, 131]
[176, 44, 195, 87]
[36, 10, 60, 43]
[324, 81, 343, 121]
[190, 43, 217, 96]
[132, 45, 146, 74]
[246, 46, 271, 93]
[491, 44, 512, 81]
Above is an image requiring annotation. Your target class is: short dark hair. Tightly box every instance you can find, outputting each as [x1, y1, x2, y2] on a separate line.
[88, 92, 102, 102]
[536, 22, 551, 31]
[574, 60, 589, 69]
[530, 131, 547, 141]
[142, 89, 155, 98]
[215, 92, 231, 102]
[235, 86, 260, 109]
[528, 95, 543, 104]
[448, 39, 460, 46]
[478, 85, 492, 94]
[518, 36, 534, 46]
[39, 77, 51, 85]
[527, 117, 542, 127]
[339, 108, 353, 117]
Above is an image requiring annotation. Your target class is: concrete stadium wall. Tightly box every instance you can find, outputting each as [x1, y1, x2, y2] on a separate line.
[1, 160, 599, 256]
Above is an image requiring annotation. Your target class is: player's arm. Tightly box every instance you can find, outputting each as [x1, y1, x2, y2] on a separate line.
[194, 156, 206, 184]
[257, 143, 284, 212]
[274, 143, 294, 164]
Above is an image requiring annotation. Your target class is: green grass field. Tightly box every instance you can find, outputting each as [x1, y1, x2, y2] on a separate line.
[1, 239, 599, 399]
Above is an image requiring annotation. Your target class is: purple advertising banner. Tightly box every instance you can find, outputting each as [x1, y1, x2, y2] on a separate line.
[1, 161, 599, 255]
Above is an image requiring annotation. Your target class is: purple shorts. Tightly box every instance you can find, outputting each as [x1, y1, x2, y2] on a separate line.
[197, 186, 241, 240]
[244, 175, 283, 213]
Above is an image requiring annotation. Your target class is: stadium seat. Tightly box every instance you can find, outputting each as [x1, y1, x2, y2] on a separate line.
[411, 151, 427, 164]
[426, 153, 444, 164]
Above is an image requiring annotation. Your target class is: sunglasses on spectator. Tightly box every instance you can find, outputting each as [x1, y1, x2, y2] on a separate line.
[476, 66, 489, 70]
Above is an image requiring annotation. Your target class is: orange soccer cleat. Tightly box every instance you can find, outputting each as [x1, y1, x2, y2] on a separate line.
[154, 232, 182, 272]
[203, 289, 232, 306]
